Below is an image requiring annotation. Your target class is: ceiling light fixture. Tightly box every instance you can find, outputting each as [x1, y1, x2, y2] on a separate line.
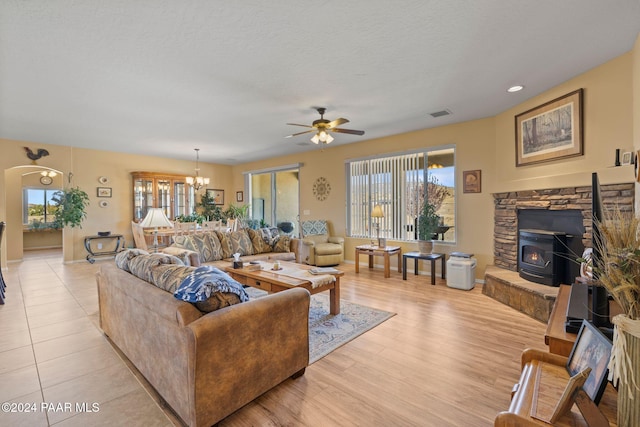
[507, 85, 524, 93]
[40, 170, 57, 177]
[310, 130, 334, 145]
[185, 148, 210, 191]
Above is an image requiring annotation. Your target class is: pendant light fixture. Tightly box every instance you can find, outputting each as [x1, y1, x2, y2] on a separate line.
[185, 148, 210, 191]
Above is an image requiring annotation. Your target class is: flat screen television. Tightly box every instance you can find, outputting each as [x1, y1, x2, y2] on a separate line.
[591, 172, 612, 331]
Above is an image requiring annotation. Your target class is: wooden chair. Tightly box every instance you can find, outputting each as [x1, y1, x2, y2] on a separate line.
[174, 222, 197, 236]
[226, 218, 238, 232]
[131, 221, 148, 251]
[201, 220, 223, 232]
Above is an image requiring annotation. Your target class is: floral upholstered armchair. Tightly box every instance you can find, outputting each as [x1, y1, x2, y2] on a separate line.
[299, 220, 344, 266]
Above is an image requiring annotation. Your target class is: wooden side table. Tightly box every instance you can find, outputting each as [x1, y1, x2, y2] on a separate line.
[402, 251, 446, 285]
[355, 245, 402, 278]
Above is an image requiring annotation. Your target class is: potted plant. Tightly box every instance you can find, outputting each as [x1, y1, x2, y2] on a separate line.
[51, 187, 90, 229]
[198, 192, 224, 221]
[223, 204, 250, 228]
[417, 200, 440, 253]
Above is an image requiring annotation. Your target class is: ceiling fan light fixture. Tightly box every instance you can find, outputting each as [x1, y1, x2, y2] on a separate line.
[310, 133, 320, 144]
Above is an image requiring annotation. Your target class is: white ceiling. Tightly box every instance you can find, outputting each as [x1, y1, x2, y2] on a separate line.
[1, 1, 639, 165]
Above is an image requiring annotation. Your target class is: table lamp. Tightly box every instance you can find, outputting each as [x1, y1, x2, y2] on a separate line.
[371, 205, 385, 247]
[140, 208, 173, 252]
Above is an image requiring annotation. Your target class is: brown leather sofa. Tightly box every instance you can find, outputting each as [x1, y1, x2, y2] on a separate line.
[97, 263, 310, 427]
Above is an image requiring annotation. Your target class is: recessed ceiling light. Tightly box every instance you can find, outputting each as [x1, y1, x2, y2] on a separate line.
[507, 85, 524, 93]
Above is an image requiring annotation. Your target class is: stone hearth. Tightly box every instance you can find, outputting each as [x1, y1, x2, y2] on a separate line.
[483, 266, 558, 323]
[486, 182, 633, 319]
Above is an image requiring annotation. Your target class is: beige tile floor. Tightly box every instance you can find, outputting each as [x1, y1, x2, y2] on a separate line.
[0, 249, 175, 426]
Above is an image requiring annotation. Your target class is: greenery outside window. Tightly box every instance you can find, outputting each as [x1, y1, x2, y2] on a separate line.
[346, 146, 455, 242]
[23, 188, 59, 228]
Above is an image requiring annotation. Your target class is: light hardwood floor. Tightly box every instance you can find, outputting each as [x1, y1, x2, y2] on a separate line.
[0, 252, 548, 426]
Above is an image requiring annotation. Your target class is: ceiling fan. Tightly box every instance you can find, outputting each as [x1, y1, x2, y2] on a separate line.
[285, 107, 365, 144]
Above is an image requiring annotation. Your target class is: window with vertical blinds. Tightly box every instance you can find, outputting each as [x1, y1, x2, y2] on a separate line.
[346, 146, 456, 242]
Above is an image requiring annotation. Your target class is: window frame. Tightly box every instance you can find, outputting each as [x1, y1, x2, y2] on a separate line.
[345, 145, 456, 243]
[23, 187, 59, 226]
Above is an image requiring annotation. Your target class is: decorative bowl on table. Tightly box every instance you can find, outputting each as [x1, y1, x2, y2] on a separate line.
[97, 231, 111, 237]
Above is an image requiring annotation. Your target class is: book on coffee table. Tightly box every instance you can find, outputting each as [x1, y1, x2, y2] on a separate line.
[309, 267, 340, 275]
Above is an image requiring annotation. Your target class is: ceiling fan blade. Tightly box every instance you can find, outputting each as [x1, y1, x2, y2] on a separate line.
[285, 129, 314, 138]
[332, 128, 365, 136]
[327, 117, 349, 128]
[286, 123, 314, 128]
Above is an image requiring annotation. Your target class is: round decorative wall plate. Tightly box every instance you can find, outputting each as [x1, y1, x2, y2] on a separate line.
[98, 176, 109, 184]
[313, 177, 331, 201]
[99, 200, 109, 208]
[40, 175, 53, 185]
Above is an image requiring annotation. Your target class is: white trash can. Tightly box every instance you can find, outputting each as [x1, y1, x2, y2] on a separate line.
[446, 253, 476, 290]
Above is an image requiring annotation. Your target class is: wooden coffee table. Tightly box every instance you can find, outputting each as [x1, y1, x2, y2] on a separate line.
[355, 244, 402, 278]
[225, 261, 343, 314]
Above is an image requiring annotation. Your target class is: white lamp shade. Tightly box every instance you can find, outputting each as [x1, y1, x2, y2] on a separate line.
[140, 208, 173, 228]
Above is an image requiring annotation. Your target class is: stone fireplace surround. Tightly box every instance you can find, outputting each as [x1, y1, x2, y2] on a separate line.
[483, 181, 634, 322]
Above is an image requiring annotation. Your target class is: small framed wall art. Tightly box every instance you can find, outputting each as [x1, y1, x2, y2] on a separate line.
[97, 187, 112, 198]
[236, 191, 243, 202]
[463, 170, 481, 193]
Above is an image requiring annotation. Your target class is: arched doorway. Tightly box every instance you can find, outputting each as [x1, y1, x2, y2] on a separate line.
[4, 165, 65, 261]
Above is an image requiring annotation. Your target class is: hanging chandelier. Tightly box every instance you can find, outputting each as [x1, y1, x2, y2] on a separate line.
[185, 148, 210, 191]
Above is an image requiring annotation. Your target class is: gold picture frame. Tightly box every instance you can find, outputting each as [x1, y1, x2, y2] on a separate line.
[463, 170, 481, 193]
[515, 89, 583, 167]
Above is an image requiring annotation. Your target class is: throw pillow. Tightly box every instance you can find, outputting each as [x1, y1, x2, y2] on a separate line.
[115, 248, 149, 272]
[215, 230, 234, 259]
[224, 230, 253, 257]
[271, 235, 291, 253]
[204, 231, 224, 261]
[128, 253, 185, 284]
[246, 228, 272, 254]
[150, 264, 195, 293]
[195, 292, 241, 313]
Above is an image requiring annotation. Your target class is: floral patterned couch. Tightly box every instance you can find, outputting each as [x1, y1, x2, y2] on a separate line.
[162, 228, 300, 268]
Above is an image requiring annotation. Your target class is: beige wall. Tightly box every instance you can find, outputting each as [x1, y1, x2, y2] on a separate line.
[2, 40, 639, 276]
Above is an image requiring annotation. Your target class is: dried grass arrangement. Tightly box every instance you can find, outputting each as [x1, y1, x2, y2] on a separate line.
[595, 206, 640, 320]
[595, 206, 640, 425]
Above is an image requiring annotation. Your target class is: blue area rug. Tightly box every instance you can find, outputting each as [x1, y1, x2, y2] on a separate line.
[245, 287, 396, 364]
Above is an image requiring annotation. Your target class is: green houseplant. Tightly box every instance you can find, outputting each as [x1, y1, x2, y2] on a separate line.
[417, 200, 440, 253]
[51, 187, 90, 229]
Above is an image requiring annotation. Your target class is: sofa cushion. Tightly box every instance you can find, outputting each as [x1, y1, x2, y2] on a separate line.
[220, 230, 253, 257]
[173, 233, 223, 262]
[115, 248, 149, 272]
[272, 235, 291, 253]
[128, 253, 185, 283]
[247, 228, 272, 254]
